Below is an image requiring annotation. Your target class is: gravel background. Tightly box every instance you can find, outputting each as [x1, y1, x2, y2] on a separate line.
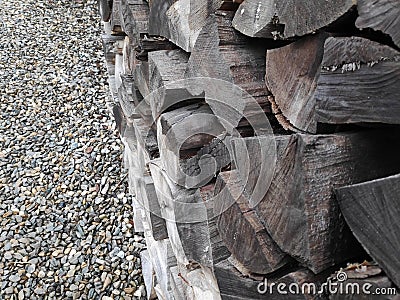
[0, 0, 145, 299]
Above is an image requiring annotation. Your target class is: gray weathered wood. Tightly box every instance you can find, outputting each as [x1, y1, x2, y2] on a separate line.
[356, 0, 400, 48]
[214, 171, 290, 275]
[148, 49, 192, 118]
[231, 0, 354, 39]
[98, 0, 113, 21]
[157, 103, 230, 188]
[255, 129, 400, 273]
[149, 159, 213, 267]
[148, 0, 227, 52]
[336, 174, 400, 288]
[185, 11, 274, 129]
[266, 34, 400, 133]
[214, 258, 327, 300]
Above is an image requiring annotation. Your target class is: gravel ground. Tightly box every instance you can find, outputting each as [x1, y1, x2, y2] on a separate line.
[0, 0, 145, 299]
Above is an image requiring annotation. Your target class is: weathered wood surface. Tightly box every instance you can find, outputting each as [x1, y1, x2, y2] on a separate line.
[148, 49, 192, 118]
[214, 171, 290, 275]
[255, 129, 400, 273]
[137, 175, 168, 241]
[109, 0, 124, 34]
[157, 103, 231, 188]
[119, 0, 149, 45]
[185, 11, 274, 129]
[98, 0, 113, 21]
[356, 0, 400, 48]
[266, 34, 400, 133]
[336, 174, 400, 288]
[231, 0, 354, 39]
[199, 184, 231, 265]
[149, 159, 213, 267]
[148, 0, 228, 52]
[214, 258, 327, 300]
[143, 228, 177, 300]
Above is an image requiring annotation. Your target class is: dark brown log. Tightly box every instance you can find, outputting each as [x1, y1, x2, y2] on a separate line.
[336, 174, 400, 288]
[266, 34, 400, 133]
[231, 0, 354, 39]
[185, 11, 274, 129]
[214, 258, 327, 300]
[214, 171, 290, 275]
[356, 0, 400, 48]
[255, 129, 400, 273]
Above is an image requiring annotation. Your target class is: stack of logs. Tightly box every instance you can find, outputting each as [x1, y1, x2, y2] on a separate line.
[99, 0, 400, 299]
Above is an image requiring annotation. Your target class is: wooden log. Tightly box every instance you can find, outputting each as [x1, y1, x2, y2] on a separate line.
[254, 129, 400, 273]
[110, 0, 125, 34]
[266, 33, 400, 133]
[149, 159, 213, 267]
[328, 263, 399, 300]
[143, 228, 177, 300]
[98, 0, 113, 22]
[137, 175, 168, 241]
[185, 11, 275, 129]
[231, 0, 354, 39]
[119, 0, 149, 45]
[356, 0, 400, 48]
[148, 0, 228, 52]
[157, 103, 230, 188]
[214, 258, 327, 300]
[214, 171, 290, 275]
[148, 49, 193, 118]
[336, 174, 400, 288]
[199, 184, 231, 265]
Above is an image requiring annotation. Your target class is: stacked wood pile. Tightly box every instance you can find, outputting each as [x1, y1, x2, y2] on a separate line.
[99, 0, 400, 299]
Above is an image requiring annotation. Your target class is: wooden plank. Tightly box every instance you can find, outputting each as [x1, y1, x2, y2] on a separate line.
[356, 0, 400, 48]
[336, 174, 400, 288]
[255, 129, 400, 273]
[231, 0, 354, 39]
[214, 171, 290, 275]
[266, 34, 400, 133]
[119, 0, 149, 45]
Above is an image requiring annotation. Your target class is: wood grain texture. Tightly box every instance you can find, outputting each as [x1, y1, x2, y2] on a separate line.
[157, 103, 230, 188]
[336, 174, 400, 288]
[356, 0, 400, 48]
[255, 129, 400, 273]
[98, 0, 113, 21]
[232, 0, 354, 39]
[214, 171, 290, 275]
[148, 49, 192, 118]
[185, 11, 273, 129]
[119, 0, 149, 45]
[266, 34, 400, 133]
[149, 0, 225, 52]
[315, 36, 400, 125]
